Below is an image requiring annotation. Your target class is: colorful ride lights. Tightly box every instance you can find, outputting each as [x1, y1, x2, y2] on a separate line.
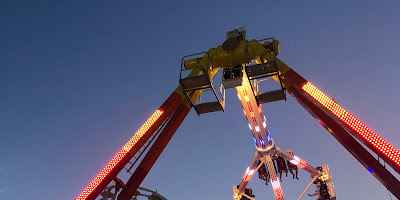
[257, 105, 262, 114]
[260, 139, 265, 147]
[243, 167, 256, 182]
[288, 156, 307, 169]
[233, 186, 255, 200]
[76, 109, 164, 200]
[271, 180, 284, 199]
[303, 82, 400, 167]
[315, 164, 336, 200]
[233, 193, 242, 200]
[262, 121, 267, 128]
[319, 173, 330, 182]
[237, 93, 242, 101]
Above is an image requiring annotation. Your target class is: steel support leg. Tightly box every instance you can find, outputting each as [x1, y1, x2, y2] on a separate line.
[289, 86, 400, 198]
[77, 92, 182, 200]
[117, 104, 190, 200]
[264, 155, 284, 200]
[238, 152, 262, 193]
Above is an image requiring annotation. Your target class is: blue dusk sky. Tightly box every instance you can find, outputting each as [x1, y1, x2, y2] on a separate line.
[1, 1, 400, 200]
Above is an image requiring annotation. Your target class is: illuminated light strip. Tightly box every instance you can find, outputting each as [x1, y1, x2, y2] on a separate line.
[252, 118, 259, 136]
[233, 193, 242, 200]
[271, 180, 284, 199]
[289, 156, 307, 169]
[303, 82, 400, 167]
[237, 86, 264, 146]
[76, 109, 164, 200]
[243, 167, 255, 182]
[246, 102, 253, 112]
[250, 111, 255, 118]
[258, 105, 263, 114]
[243, 88, 248, 97]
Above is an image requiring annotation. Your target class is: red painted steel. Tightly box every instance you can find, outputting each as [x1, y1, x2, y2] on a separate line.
[117, 104, 191, 200]
[271, 180, 283, 200]
[76, 92, 182, 200]
[282, 69, 400, 199]
[303, 82, 400, 174]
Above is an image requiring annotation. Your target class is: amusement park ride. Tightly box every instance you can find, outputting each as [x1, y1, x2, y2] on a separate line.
[75, 28, 400, 200]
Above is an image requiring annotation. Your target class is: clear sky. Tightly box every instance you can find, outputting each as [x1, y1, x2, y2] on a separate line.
[1, 1, 400, 200]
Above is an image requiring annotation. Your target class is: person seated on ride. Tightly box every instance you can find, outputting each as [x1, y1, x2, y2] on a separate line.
[257, 160, 268, 181]
[286, 151, 299, 180]
[245, 188, 255, 197]
[275, 155, 288, 181]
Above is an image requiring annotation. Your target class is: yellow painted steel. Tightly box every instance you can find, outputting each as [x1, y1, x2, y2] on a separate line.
[178, 38, 283, 110]
[275, 58, 293, 89]
[175, 67, 220, 109]
[184, 39, 278, 70]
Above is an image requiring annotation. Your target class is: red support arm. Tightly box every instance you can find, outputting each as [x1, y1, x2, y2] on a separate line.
[280, 66, 400, 198]
[75, 92, 182, 200]
[117, 104, 191, 200]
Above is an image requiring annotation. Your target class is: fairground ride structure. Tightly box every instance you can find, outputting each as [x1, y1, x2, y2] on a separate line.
[75, 28, 400, 200]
